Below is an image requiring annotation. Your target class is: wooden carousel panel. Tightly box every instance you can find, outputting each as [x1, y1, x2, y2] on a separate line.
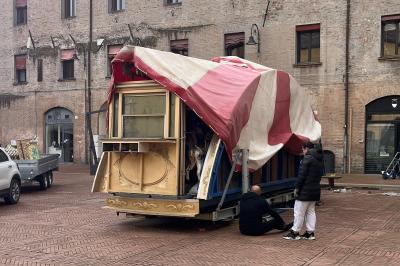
[197, 136, 221, 200]
[108, 143, 178, 195]
[92, 152, 110, 193]
[105, 196, 199, 217]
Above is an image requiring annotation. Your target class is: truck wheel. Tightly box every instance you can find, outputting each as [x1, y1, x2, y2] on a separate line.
[46, 172, 53, 188]
[4, 178, 21, 204]
[39, 174, 48, 190]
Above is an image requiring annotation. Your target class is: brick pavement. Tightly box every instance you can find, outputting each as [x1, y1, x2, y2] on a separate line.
[1, 165, 400, 266]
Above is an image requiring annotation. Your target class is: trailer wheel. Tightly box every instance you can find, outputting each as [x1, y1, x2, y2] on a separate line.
[46, 171, 53, 188]
[38, 174, 48, 190]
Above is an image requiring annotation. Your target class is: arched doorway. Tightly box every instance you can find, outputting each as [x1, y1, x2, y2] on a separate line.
[45, 107, 74, 163]
[365, 95, 400, 173]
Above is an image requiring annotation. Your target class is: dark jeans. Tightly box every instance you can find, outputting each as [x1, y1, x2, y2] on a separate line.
[241, 210, 286, 236]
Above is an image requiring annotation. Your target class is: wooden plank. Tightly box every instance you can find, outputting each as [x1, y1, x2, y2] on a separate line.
[139, 153, 144, 191]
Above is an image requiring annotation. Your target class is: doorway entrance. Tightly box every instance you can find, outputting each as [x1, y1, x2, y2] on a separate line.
[45, 108, 74, 163]
[365, 96, 400, 173]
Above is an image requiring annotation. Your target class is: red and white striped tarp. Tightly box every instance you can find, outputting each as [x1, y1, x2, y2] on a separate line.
[109, 46, 321, 170]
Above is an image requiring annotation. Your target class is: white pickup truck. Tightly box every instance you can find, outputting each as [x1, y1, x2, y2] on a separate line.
[0, 147, 21, 204]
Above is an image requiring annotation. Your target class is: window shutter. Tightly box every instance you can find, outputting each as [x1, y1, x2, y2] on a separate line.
[61, 0, 65, 19]
[72, 0, 76, 16]
[296, 24, 320, 32]
[170, 39, 188, 51]
[15, 0, 27, 7]
[121, 0, 126, 10]
[382, 14, 400, 22]
[61, 49, 75, 61]
[224, 33, 245, 49]
[15, 55, 27, 70]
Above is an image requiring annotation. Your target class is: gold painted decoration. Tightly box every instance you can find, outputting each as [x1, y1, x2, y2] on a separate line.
[106, 196, 199, 217]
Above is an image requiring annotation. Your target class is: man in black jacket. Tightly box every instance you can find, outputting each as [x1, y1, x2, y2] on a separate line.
[283, 141, 323, 240]
[239, 185, 292, 236]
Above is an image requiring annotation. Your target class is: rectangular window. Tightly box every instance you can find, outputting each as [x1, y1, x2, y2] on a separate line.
[165, 0, 182, 5]
[381, 15, 400, 57]
[37, 59, 43, 82]
[170, 39, 188, 56]
[61, 49, 75, 79]
[62, 0, 76, 18]
[15, 0, 27, 25]
[122, 94, 166, 138]
[15, 54, 27, 83]
[107, 44, 123, 76]
[224, 32, 245, 58]
[109, 0, 125, 13]
[296, 24, 320, 64]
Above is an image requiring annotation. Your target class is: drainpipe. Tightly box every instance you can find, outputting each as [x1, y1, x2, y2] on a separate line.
[87, 0, 98, 170]
[344, 0, 350, 173]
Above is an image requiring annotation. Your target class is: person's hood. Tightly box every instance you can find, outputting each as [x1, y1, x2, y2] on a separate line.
[307, 148, 323, 161]
[241, 191, 259, 200]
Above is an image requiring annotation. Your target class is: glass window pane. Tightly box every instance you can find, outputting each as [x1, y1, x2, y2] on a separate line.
[365, 123, 395, 172]
[383, 23, 397, 56]
[299, 49, 309, 63]
[113, 94, 119, 137]
[231, 45, 245, 58]
[300, 32, 310, 49]
[311, 48, 320, 62]
[169, 93, 176, 137]
[311, 31, 320, 48]
[123, 94, 165, 115]
[123, 116, 164, 138]
[299, 32, 310, 63]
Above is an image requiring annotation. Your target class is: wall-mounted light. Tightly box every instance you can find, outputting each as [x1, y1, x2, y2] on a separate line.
[392, 98, 398, 109]
[246, 24, 260, 53]
[95, 38, 105, 53]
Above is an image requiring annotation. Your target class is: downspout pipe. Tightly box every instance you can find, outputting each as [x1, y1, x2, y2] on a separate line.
[87, 0, 98, 170]
[344, 0, 350, 173]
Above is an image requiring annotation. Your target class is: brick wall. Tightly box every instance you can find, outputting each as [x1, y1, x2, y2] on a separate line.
[0, 0, 399, 171]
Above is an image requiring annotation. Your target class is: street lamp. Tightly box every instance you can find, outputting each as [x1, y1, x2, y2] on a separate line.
[246, 24, 260, 53]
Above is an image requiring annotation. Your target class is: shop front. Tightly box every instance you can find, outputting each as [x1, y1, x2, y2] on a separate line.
[45, 107, 74, 163]
[365, 95, 400, 173]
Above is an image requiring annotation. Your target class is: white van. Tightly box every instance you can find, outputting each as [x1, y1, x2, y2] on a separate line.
[0, 147, 21, 204]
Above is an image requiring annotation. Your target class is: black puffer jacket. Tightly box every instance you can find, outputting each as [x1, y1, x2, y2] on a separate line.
[295, 148, 323, 201]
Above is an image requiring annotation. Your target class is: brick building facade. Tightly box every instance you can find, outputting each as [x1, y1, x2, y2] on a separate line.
[0, 0, 399, 173]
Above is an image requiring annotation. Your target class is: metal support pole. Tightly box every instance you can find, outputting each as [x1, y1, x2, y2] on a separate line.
[242, 149, 249, 193]
[216, 153, 239, 211]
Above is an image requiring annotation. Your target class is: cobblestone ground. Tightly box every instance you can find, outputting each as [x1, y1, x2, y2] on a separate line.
[1, 165, 400, 266]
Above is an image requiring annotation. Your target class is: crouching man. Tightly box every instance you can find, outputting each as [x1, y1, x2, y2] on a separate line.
[239, 185, 292, 236]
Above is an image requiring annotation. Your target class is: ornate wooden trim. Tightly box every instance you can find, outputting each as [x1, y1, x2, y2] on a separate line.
[106, 196, 199, 217]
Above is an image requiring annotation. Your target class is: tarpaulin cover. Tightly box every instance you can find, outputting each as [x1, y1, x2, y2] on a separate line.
[109, 46, 321, 170]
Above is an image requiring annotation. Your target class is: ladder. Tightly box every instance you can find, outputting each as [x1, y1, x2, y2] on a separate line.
[382, 152, 400, 179]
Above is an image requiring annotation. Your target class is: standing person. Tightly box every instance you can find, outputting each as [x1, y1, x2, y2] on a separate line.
[283, 142, 323, 240]
[239, 185, 292, 236]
